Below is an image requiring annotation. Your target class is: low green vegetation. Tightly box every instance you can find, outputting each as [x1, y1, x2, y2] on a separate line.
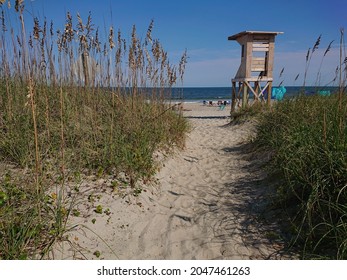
[0, 2, 188, 259]
[255, 93, 347, 259]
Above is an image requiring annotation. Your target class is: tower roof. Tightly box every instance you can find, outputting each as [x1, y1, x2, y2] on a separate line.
[228, 30, 283, 40]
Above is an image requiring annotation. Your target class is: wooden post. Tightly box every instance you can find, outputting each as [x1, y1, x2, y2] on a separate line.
[242, 82, 248, 108]
[254, 81, 260, 102]
[267, 81, 272, 106]
[231, 81, 236, 112]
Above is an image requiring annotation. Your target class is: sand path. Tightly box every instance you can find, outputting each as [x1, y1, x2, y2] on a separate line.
[53, 103, 291, 260]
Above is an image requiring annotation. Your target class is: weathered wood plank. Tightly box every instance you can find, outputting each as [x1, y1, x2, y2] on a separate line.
[252, 47, 269, 52]
[251, 67, 266, 71]
[252, 57, 265, 61]
[252, 43, 269, 48]
[252, 59, 265, 66]
[251, 57, 266, 71]
[232, 77, 273, 82]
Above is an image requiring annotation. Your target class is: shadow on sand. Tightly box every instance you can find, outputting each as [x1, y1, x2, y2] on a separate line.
[184, 116, 230, 120]
[193, 140, 299, 259]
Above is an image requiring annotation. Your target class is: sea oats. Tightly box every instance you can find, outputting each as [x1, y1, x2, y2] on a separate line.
[312, 34, 321, 53]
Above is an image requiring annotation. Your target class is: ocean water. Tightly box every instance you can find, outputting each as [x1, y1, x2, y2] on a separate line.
[171, 86, 339, 103]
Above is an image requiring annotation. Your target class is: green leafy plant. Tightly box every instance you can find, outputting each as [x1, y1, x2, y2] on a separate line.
[94, 205, 103, 214]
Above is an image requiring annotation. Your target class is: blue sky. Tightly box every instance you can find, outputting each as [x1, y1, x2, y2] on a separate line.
[6, 0, 347, 86]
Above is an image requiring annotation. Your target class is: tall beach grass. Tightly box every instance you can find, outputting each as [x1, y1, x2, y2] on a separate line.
[256, 94, 347, 259]
[0, 1, 188, 259]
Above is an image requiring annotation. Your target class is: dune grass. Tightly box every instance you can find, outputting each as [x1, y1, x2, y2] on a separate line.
[255, 93, 347, 259]
[0, 1, 188, 259]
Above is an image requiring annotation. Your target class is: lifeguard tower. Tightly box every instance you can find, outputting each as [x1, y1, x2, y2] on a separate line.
[228, 31, 283, 111]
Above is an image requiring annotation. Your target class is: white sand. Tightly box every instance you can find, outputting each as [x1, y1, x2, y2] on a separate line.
[52, 102, 295, 260]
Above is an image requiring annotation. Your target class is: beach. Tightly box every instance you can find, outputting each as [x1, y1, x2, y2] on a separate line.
[52, 102, 293, 260]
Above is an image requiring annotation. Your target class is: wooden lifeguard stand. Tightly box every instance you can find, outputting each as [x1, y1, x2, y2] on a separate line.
[228, 31, 283, 111]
